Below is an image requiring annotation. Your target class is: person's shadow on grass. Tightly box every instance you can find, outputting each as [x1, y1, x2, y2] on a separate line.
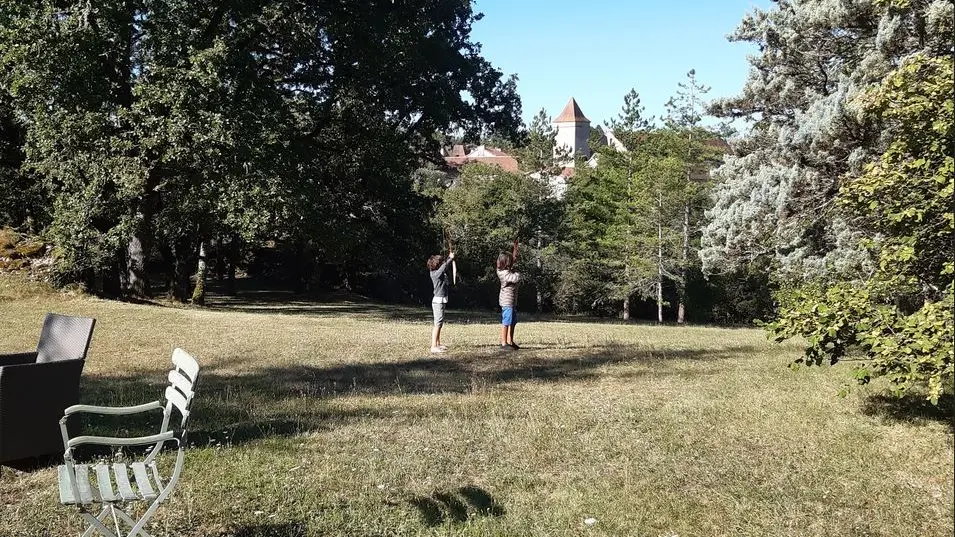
[410, 485, 506, 526]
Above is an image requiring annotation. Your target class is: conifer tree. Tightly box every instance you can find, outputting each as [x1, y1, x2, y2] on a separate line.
[664, 69, 721, 323]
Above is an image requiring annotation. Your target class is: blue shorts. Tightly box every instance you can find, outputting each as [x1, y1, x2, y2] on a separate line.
[501, 306, 516, 326]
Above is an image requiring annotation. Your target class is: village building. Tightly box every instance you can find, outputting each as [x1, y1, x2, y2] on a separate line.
[553, 97, 592, 166]
[438, 98, 726, 200]
[440, 97, 641, 197]
[440, 144, 520, 173]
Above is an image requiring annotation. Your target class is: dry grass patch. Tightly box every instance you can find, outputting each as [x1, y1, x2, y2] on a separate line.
[0, 281, 952, 536]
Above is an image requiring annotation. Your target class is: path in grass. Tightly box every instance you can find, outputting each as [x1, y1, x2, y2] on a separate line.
[1, 284, 952, 536]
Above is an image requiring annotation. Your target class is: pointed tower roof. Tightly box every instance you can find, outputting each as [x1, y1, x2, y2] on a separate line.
[554, 97, 590, 123]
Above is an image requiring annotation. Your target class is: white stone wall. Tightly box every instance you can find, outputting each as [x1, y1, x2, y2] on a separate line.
[554, 120, 590, 164]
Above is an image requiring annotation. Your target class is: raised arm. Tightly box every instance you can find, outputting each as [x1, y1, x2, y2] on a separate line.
[433, 255, 453, 277]
[500, 270, 520, 284]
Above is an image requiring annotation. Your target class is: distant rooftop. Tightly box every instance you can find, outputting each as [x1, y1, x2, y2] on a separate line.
[554, 97, 590, 124]
[442, 144, 519, 173]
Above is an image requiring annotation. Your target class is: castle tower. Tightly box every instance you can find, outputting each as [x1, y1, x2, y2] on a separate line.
[553, 97, 591, 166]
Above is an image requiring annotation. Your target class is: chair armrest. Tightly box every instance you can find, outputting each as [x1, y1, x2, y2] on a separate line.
[0, 352, 38, 367]
[0, 359, 84, 402]
[67, 430, 176, 448]
[63, 401, 163, 417]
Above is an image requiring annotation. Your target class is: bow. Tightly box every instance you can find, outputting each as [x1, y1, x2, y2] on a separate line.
[444, 227, 457, 285]
[512, 237, 519, 264]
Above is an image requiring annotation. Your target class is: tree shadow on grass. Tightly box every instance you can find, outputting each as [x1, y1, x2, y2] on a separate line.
[204, 288, 430, 322]
[215, 522, 309, 536]
[63, 343, 748, 453]
[860, 392, 954, 433]
[410, 485, 505, 526]
[202, 285, 751, 327]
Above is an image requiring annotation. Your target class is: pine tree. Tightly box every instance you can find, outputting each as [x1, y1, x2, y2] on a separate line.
[664, 69, 720, 324]
[700, 0, 946, 280]
[707, 0, 954, 400]
[561, 90, 684, 321]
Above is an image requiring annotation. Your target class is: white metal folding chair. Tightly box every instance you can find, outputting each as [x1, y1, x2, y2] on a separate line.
[56, 348, 200, 537]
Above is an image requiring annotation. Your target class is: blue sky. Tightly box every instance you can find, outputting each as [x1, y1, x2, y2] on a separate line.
[469, 0, 772, 129]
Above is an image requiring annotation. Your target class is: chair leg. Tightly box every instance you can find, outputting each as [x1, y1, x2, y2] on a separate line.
[124, 496, 164, 537]
[80, 507, 118, 537]
[112, 506, 154, 537]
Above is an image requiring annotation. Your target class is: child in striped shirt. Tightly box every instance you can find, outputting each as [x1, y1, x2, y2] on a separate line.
[495, 252, 520, 350]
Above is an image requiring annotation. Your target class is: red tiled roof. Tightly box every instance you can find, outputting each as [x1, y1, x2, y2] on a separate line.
[443, 155, 520, 173]
[554, 98, 589, 123]
[705, 138, 731, 152]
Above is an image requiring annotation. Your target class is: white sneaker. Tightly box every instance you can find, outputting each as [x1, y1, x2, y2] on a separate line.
[430, 346, 446, 354]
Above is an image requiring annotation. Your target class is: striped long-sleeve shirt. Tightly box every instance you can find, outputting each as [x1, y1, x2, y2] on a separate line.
[497, 269, 520, 307]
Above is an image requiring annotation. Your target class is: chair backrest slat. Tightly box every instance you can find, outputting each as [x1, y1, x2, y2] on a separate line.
[36, 314, 96, 363]
[171, 349, 199, 382]
[167, 370, 194, 399]
[165, 386, 190, 422]
[164, 348, 199, 430]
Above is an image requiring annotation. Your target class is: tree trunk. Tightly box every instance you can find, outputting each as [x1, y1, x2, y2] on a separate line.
[226, 234, 239, 295]
[536, 234, 543, 312]
[101, 264, 122, 298]
[190, 241, 208, 304]
[122, 185, 159, 298]
[124, 230, 150, 298]
[292, 240, 307, 294]
[214, 237, 225, 281]
[625, 158, 633, 323]
[657, 191, 664, 324]
[170, 238, 196, 302]
[678, 201, 689, 324]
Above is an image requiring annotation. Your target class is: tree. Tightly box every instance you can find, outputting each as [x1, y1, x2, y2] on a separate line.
[0, 0, 524, 301]
[700, 0, 950, 281]
[768, 52, 953, 403]
[439, 163, 561, 310]
[516, 108, 564, 177]
[560, 91, 685, 321]
[511, 108, 570, 311]
[706, 0, 954, 400]
[0, 91, 44, 232]
[664, 69, 722, 323]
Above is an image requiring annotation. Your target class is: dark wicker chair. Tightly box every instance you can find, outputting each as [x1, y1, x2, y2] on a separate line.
[0, 313, 95, 465]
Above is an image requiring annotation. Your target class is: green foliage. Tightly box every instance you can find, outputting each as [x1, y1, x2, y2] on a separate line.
[557, 80, 725, 320]
[0, 93, 45, 231]
[0, 0, 523, 300]
[516, 108, 565, 175]
[768, 53, 954, 403]
[701, 0, 952, 281]
[699, 260, 776, 325]
[439, 163, 561, 307]
[559, 127, 685, 315]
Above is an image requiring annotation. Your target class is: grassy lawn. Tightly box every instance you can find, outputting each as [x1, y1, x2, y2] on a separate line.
[1, 275, 952, 537]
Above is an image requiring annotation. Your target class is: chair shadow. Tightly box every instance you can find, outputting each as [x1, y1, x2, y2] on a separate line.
[409, 485, 506, 526]
[1, 453, 62, 473]
[860, 392, 954, 433]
